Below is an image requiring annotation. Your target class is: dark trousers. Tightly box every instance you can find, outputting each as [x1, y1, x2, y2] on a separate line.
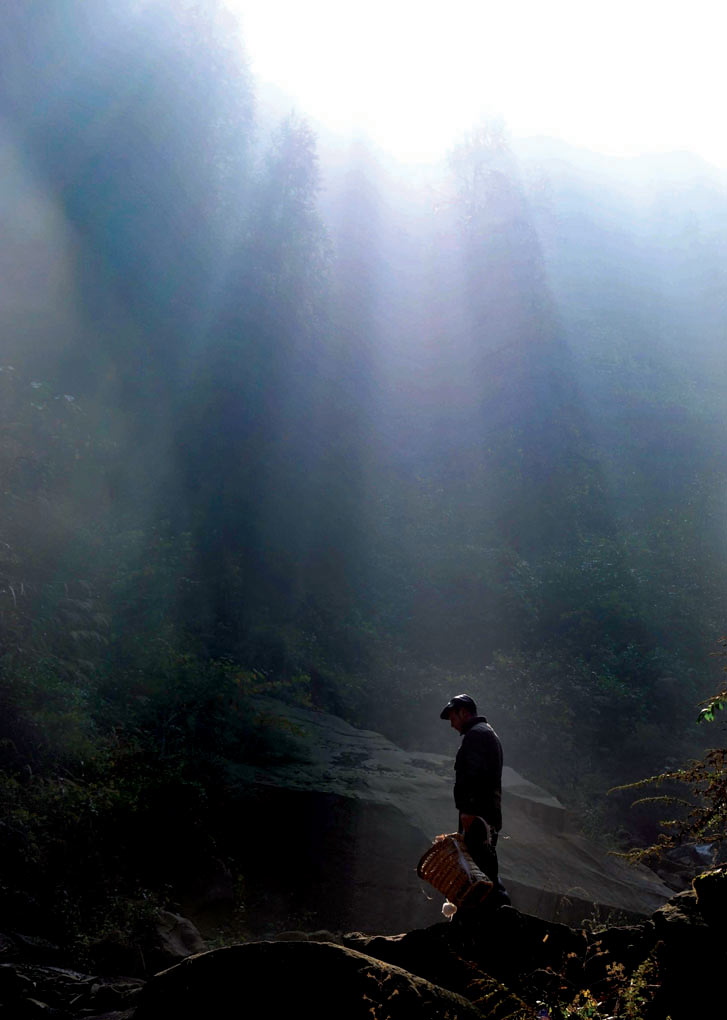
[462, 817, 510, 908]
[463, 817, 499, 881]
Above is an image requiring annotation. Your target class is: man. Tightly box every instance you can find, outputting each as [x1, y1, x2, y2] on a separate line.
[440, 693, 508, 902]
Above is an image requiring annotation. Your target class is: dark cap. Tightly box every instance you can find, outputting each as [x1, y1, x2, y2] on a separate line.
[440, 694, 477, 719]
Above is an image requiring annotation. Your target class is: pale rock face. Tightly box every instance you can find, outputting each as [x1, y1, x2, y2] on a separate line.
[222, 699, 670, 933]
[154, 912, 207, 963]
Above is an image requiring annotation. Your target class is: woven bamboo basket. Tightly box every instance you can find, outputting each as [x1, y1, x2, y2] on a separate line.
[417, 832, 493, 908]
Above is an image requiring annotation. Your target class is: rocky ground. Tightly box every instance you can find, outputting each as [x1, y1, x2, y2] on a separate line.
[2, 869, 725, 1019]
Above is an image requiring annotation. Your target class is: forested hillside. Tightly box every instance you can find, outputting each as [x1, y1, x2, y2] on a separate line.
[1, 0, 726, 947]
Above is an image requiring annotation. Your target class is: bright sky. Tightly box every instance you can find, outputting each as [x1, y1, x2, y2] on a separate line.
[229, 0, 726, 166]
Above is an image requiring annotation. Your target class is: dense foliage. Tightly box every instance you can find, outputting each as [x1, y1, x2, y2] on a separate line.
[614, 650, 727, 863]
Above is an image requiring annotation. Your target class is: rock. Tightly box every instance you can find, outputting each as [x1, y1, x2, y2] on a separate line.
[7, 880, 726, 1020]
[350, 885, 727, 1020]
[692, 865, 727, 927]
[66, 976, 144, 1016]
[648, 884, 727, 1019]
[88, 982, 126, 1012]
[308, 929, 344, 944]
[81, 912, 205, 978]
[345, 905, 586, 999]
[124, 884, 727, 1020]
[131, 941, 492, 1020]
[149, 912, 206, 969]
[9, 999, 71, 1019]
[222, 697, 670, 933]
[653, 842, 716, 890]
[652, 888, 709, 946]
[0, 941, 143, 1019]
[80, 1014, 135, 1020]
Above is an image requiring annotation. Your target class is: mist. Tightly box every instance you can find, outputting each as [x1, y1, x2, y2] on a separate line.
[2, 0, 726, 971]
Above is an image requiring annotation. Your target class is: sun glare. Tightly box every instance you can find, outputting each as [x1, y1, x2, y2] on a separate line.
[230, 0, 727, 165]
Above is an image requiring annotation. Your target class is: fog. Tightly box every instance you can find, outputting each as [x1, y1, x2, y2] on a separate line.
[240, 0, 727, 167]
[2, 0, 727, 943]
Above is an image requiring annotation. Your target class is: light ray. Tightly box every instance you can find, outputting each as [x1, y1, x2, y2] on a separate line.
[228, 0, 727, 165]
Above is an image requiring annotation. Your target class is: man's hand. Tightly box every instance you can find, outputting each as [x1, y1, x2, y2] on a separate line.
[460, 814, 492, 845]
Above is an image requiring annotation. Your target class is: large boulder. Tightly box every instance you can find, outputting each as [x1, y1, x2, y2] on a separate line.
[131, 941, 497, 1020]
[147, 912, 207, 972]
[220, 699, 669, 934]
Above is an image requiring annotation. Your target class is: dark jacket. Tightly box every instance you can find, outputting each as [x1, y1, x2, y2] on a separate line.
[454, 715, 503, 831]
